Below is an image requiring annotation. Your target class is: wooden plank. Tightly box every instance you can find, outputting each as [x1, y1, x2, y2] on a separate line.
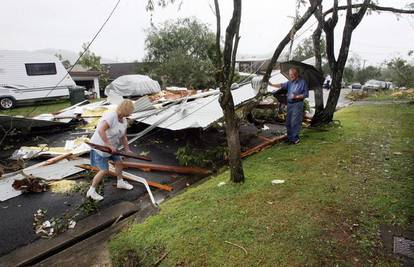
[241, 134, 287, 158]
[44, 153, 73, 166]
[86, 142, 151, 161]
[77, 164, 173, 192]
[121, 162, 211, 175]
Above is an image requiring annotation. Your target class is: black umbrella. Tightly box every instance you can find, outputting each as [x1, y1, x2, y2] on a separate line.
[279, 60, 324, 90]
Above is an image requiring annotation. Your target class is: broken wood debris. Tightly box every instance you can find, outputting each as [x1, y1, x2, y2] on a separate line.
[121, 161, 211, 175]
[12, 175, 48, 193]
[241, 134, 287, 158]
[86, 142, 151, 161]
[77, 164, 173, 192]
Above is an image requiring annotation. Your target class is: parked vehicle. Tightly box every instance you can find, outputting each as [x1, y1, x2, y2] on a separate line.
[362, 80, 387, 91]
[0, 50, 76, 109]
[351, 83, 362, 90]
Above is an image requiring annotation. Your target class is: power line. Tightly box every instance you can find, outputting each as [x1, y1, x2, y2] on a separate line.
[25, 0, 122, 118]
[0, 0, 122, 146]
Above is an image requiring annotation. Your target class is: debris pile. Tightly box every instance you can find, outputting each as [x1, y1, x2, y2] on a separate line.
[33, 209, 77, 238]
[12, 175, 48, 193]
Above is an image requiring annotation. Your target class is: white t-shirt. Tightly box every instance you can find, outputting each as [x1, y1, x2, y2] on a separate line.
[90, 111, 127, 157]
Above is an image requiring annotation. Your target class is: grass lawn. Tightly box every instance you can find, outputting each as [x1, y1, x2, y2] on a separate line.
[109, 103, 414, 266]
[0, 100, 72, 117]
[0, 98, 103, 117]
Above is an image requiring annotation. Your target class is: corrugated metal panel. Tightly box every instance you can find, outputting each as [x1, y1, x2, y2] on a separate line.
[130, 71, 287, 131]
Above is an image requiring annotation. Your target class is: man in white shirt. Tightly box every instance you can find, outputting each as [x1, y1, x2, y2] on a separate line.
[86, 100, 135, 201]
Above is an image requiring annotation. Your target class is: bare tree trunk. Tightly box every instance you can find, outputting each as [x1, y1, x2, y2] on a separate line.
[223, 103, 244, 183]
[214, 0, 244, 183]
[312, 3, 324, 121]
[312, 0, 370, 125]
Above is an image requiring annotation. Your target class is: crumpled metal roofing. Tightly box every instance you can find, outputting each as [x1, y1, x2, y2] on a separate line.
[130, 71, 288, 131]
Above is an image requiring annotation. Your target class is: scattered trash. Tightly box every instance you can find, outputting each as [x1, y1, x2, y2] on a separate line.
[271, 179, 285, 185]
[33, 209, 78, 238]
[217, 182, 226, 187]
[68, 220, 76, 229]
[12, 137, 90, 160]
[12, 176, 48, 193]
[139, 150, 150, 157]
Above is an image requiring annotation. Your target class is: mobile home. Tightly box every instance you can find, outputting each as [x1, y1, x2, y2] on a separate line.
[0, 50, 76, 109]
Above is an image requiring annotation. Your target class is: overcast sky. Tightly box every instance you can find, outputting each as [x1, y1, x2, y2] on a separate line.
[1, 0, 413, 66]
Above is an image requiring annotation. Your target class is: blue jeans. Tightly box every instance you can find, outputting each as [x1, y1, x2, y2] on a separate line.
[90, 149, 122, 171]
[286, 101, 303, 142]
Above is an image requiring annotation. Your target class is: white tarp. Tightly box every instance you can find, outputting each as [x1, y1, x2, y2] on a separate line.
[105, 75, 161, 97]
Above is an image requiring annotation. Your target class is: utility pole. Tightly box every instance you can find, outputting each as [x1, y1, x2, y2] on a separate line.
[287, 0, 301, 60]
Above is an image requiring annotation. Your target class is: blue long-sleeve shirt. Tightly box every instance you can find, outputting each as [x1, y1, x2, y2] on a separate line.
[280, 79, 309, 103]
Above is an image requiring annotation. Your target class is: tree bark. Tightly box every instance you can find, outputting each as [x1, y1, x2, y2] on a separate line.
[312, 3, 324, 119]
[215, 0, 244, 183]
[312, 0, 371, 126]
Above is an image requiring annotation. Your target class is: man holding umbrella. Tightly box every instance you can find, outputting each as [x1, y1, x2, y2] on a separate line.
[269, 67, 309, 144]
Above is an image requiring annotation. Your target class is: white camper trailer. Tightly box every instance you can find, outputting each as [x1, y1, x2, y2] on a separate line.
[0, 50, 76, 109]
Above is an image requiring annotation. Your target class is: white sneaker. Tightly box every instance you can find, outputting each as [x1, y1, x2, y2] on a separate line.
[117, 179, 133, 190]
[86, 187, 104, 201]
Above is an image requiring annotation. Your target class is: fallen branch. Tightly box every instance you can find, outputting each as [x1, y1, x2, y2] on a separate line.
[78, 164, 173, 192]
[224, 241, 248, 255]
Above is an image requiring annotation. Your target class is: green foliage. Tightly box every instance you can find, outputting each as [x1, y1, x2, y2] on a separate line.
[384, 57, 414, 87]
[303, 99, 310, 112]
[292, 36, 326, 62]
[176, 144, 227, 168]
[79, 197, 99, 214]
[78, 43, 109, 91]
[344, 53, 414, 87]
[251, 108, 276, 122]
[144, 18, 217, 89]
[354, 66, 381, 84]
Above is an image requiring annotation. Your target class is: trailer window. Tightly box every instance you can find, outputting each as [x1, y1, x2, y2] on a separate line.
[25, 63, 57, 76]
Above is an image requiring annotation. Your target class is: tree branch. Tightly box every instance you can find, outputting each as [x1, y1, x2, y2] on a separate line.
[261, 0, 322, 87]
[351, 0, 370, 29]
[219, 0, 241, 106]
[324, 3, 414, 17]
[312, 3, 323, 72]
[323, 0, 338, 71]
[229, 34, 241, 85]
[239, 0, 321, 118]
[214, 0, 222, 69]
